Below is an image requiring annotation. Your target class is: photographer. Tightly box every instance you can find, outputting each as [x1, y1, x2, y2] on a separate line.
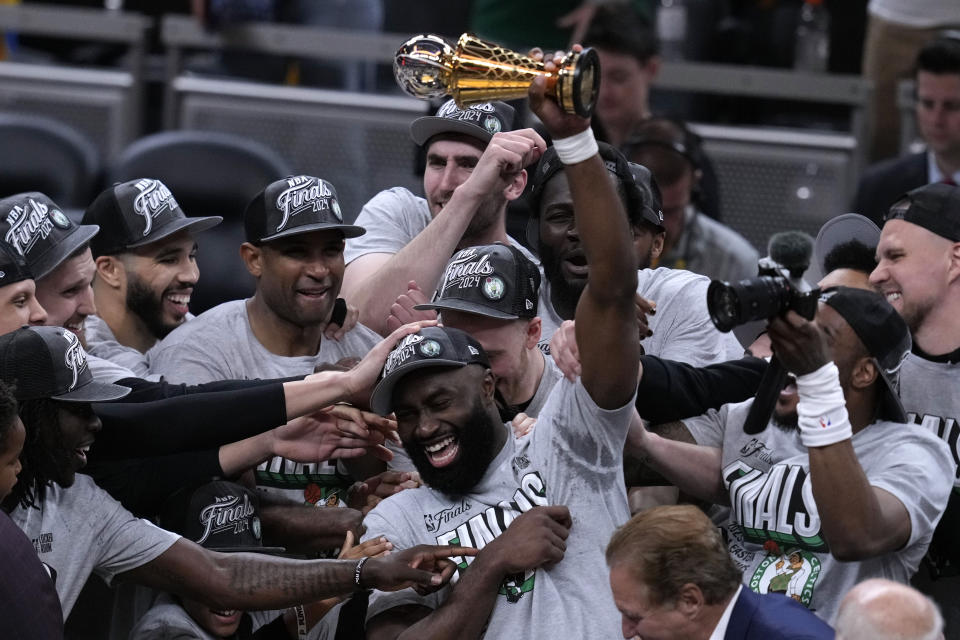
[628, 287, 955, 622]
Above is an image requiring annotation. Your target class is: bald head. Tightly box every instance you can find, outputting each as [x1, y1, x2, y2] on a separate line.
[835, 579, 943, 640]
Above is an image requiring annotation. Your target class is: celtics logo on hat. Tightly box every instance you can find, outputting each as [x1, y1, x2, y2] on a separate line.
[49, 209, 71, 230]
[419, 339, 442, 357]
[252, 516, 262, 541]
[332, 200, 342, 221]
[482, 276, 505, 300]
[484, 115, 502, 134]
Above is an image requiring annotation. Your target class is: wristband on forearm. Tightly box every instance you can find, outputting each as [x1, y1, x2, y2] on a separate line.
[293, 604, 307, 640]
[354, 556, 369, 589]
[552, 128, 598, 165]
[796, 362, 852, 447]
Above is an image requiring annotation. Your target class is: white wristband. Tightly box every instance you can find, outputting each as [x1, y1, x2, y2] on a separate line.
[552, 128, 598, 165]
[796, 362, 853, 447]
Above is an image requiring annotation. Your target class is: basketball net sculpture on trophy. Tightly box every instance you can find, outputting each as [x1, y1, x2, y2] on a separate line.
[394, 33, 601, 117]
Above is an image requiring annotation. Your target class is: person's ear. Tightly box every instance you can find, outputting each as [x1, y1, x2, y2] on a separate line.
[852, 356, 878, 392]
[651, 231, 665, 260]
[675, 583, 704, 619]
[947, 241, 960, 285]
[524, 317, 542, 349]
[239, 243, 263, 278]
[94, 255, 125, 290]
[504, 169, 528, 202]
[482, 368, 496, 400]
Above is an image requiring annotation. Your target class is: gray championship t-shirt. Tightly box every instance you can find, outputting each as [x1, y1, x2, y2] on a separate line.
[10, 474, 180, 617]
[538, 266, 744, 366]
[684, 400, 955, 622]
[149, 299, 381, 507]
[899, 353, 960, 488]
[85, 314, 162, 381]
[363, 378, 634, 638]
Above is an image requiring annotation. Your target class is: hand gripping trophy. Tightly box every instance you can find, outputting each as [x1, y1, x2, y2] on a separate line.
[394, 33, 601, 117]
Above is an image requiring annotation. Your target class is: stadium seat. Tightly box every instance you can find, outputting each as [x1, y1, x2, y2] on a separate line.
[0, 112, 102, 211]
[109, 130, 293, 314]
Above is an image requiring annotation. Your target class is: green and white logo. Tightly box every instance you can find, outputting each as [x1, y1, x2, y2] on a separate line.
[419, 339, 442, 357]
[484, 115, 502, 134]
[49, 209, 71, 229]
[482, 276, 505, 300]
[749, 544, 822, 608]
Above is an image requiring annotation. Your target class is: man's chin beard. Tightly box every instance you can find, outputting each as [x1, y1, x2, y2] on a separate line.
[771, 411, 798, 432]
[404, 399, 499, 496]
[126, 279, 174, 340]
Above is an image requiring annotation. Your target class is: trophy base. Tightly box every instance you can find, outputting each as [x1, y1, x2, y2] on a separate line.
[556, 47, 600, 118]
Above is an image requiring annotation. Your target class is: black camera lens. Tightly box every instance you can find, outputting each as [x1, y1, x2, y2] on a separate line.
[707, 276, 792, 332]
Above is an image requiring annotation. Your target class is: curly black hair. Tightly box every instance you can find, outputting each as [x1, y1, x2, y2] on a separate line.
[823, 239, 878, 277]
[1, 397, 59, 513]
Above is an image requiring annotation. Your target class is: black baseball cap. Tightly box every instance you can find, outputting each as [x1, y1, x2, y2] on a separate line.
[819, 286, 910, 423]
[0, 241, 34, 288]
[415, 243, 540, 320]
[0, 326, 130, 403]
[82, 178, 222, 257]
[410, 99, 516, 147]
[810, 213, 880, 282]
[0, 192, 99, 280]
[160, 480, 285, 554]
[528, 142, 664, 247]
[884, 183, 960, 242]
[370, 326, 490, 416]
[244, 175, 365, 244]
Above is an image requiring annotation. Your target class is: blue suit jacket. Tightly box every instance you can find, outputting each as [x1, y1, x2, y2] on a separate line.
[725, 588, 835, 640]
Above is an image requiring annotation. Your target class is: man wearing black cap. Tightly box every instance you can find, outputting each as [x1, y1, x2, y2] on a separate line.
[529, 142, 744, 364]
[150, 175, 383, 507]
[80, 178, 221, 378]
[341, 99, 546, 336]
[1, 324, 475, 624]
[628, 286, 954, 622]
[359, 73, 641, 639]
[0, 192, 139, 383]
[871, 182, 960, 625]
[413, 243, 562, 418]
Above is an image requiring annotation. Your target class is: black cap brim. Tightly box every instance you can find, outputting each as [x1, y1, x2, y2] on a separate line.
[410, 116, 494, 147]
[414, 299, 519, 320]
[259, 222, 366, 243]
[124, 216, 223, 249]
[876, 368, 907, 423]
[55, 379, 131, 403]
[32, 224, 99, 280]
[370, 360, 466, 416]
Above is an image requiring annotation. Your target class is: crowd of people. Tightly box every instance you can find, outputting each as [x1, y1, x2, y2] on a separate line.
[1, 13, 959, 640]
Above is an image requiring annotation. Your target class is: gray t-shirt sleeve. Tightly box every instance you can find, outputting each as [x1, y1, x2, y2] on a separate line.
[864, 430, 955, 548]
[683, 405, 730, 449]
[89, 489, 181, 586]
[344, 188, 429, 265]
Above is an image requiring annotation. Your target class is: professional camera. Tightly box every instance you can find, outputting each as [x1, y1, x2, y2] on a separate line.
[707, 256, 820, 333]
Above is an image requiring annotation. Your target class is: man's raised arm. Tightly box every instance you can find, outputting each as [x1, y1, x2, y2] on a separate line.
[529, 54, 640, 410]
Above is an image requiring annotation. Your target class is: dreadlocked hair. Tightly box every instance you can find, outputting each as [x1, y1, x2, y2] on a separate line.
[2, 397, 59, 513]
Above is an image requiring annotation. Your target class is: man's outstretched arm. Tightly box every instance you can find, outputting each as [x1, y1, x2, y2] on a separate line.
[529, 55, 640, 410]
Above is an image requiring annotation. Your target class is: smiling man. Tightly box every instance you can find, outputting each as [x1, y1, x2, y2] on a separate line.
[150, 175, 382, 507]
[79, 179, 221, 377]
[341, 99, 544, 335]
[359, 71, 641, 640]
[870, 182, 960, 628]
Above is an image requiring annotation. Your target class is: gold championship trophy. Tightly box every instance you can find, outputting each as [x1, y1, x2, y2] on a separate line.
[394, 33, 601, 118]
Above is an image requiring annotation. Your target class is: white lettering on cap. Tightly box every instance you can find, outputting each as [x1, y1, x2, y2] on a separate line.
[275, 176, 335, 232]
[4, 199, 55, 257]
[61, 329, 88, 391]
[197, 493, 256, 545]
[132, 179, 179, 237]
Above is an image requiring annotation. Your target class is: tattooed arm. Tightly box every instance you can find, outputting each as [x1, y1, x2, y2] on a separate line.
[119, 538, 473, 611]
